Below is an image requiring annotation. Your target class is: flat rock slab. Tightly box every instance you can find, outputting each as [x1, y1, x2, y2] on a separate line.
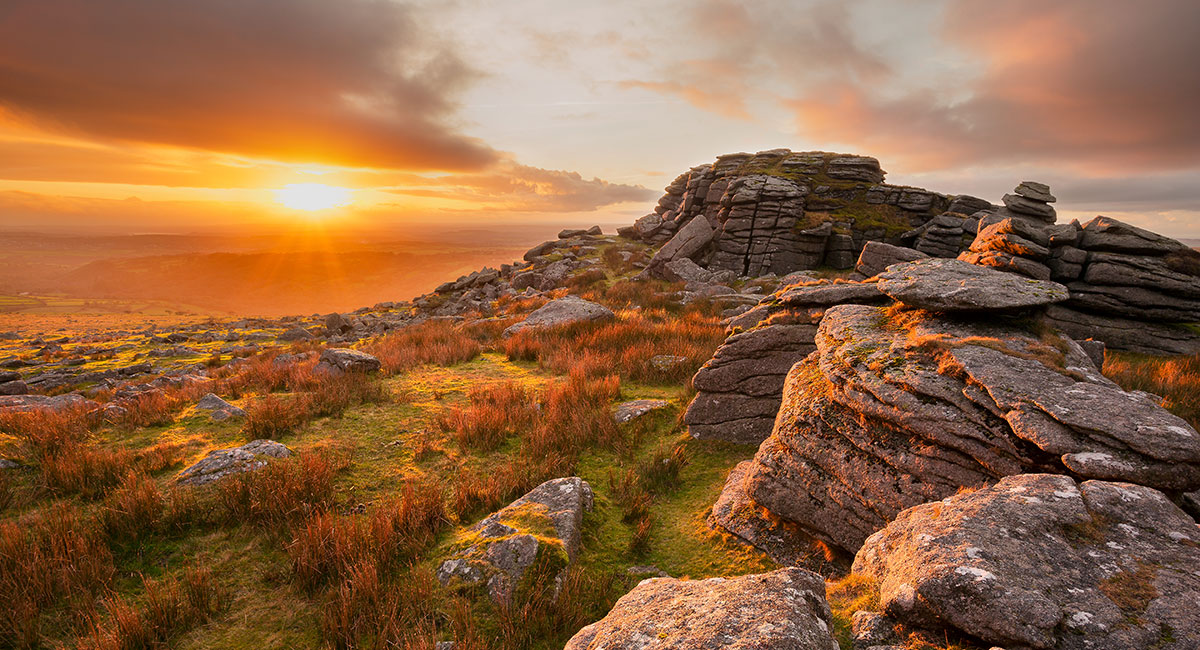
[877, 258, 1068, 311]
[437, 477, 593, 603]
[613, 399, 670, 424]
[854, 474, 1200, 650]
[563, 567, 839, 650]
[502, 296, 614, 337]
[177, 439, 292, 486]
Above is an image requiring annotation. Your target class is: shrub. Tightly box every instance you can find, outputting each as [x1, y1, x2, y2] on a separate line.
[305, 372, 391, 419]
[288, 480, 448, 592]
[0, 406, 92, 461]
[365, 320, 482, 373]
[39, 445, 135, 500]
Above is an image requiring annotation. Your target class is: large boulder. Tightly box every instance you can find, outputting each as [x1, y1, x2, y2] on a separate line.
[563, 567, 839, 650]
[177, 439, 292, 486]
[501, 296, 614, 337]
[876, 258, 1069, 312]
[715, 303, 1200, 555]
[437, 477, 592, 603]
[854, 474, 1200, 650]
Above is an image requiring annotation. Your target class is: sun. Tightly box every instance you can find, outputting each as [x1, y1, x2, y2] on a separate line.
[274, 183, 352, 211]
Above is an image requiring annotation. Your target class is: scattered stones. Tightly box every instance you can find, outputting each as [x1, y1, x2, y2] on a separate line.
[177, 439, 292, 486]
[855, 474, 1200, 650]
[0, 459, 21, 470]
[315, 348, 381, 375]
[501, 296, 614, 337]
[0, 380, 27, 395]
[876, 258, 1069, 312]
[438, 477, 593, 603]
[613, 399, 670, 424]
[278, 327, 315, 341]
[0, 393, 98, 413]
[563, 567, 839, 650]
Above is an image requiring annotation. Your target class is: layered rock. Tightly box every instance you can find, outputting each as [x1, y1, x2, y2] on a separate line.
[854, 474, 1200, 650]
[961, 183, 1200, 354]
[437, 477, 593, 603]
[625, 150, 980, 279]
[685, 278, 886, 444]
[562, 567, 839, 650]
[713, 284, 1200, 555]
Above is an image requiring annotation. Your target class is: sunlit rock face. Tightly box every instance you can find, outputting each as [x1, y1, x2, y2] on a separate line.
[621, 149, 990, 278]
[712, 294, 1200, 558]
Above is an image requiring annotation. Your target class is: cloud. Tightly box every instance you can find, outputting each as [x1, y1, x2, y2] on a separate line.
[386, 161, 655, 212]
[0, 0, 496, 170]
[787, 0, 1200, 173]
[620, 0, 891, 120]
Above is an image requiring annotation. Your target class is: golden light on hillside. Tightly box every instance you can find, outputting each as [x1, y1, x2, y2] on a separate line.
[274, 183, 353, 211]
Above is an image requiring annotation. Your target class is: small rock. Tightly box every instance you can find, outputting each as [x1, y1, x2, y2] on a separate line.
[177, 439, 292, 486]
[502, 296, 614, 337]
[315, 348, 381, 375]
[613, 399, 670, 424]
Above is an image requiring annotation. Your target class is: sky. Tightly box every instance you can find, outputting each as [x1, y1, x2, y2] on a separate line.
[1, 0, 1198, 237]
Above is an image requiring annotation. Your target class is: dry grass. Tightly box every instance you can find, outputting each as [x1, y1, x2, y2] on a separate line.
[78, 565, 223, 650]
[503, 310, 724, 384]
[288, 479, 448, 592]
[436, 382, 536, 452]
[365, 320, 482, 373]
[218, 452, 340, 529]
[241, 372, 391, 441]
[0, 504, 115, 648]
[1103, 351, 1200, 427]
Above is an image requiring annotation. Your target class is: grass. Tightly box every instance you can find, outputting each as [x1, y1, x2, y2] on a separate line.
[0, 263, 782, 649]
[1103, 351, 1200, 427]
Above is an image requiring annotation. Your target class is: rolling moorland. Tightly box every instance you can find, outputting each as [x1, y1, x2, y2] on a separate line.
[1, 151, 1199, 650]
[0, 226, 575, 316]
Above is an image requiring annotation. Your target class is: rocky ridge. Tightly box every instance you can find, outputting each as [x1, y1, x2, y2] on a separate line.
[710, 258, 1200, 558]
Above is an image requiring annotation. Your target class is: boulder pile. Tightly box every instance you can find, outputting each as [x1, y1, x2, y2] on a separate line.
[961, 184, 1200, 354]
[620, 149, 988, 277]
[710, 258, 1200, 556]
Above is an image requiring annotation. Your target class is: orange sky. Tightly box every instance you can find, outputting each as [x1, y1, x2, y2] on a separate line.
[1, 0, 1198, 237]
